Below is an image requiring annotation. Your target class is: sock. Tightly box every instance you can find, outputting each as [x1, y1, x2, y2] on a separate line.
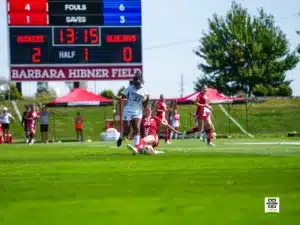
[28, 134, 32, 143]
[194, 132, 198, 139]
[133, 135, 140, 146]
[206, 128, 213, 143]
[165, 129, 169, 142]
[174, 133, 178, 139]
[170, 131, 174, 139]
[136, 139, 145, 152]
[187, 127, 199, 135]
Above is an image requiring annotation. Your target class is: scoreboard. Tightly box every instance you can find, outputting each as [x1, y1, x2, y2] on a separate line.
[7, 0, 143, 81]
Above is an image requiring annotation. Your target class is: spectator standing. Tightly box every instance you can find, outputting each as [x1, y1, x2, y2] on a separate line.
[75, 112, 84, 142]
[21, 105, 29, 143]
[0, 107, 15, 143]
[170, 108, 180, 139]
[40, 106, 49, 143]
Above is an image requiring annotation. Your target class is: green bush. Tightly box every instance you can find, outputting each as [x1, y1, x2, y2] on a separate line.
[4, 84, 23, 100]
[35, 87, 57, 104]
[100, 89, 115, 99]
[267, 85, 277, 96]
[277, 84, 292, 96]
[253, 84, 293, 97]
[253, 85, 268, 96]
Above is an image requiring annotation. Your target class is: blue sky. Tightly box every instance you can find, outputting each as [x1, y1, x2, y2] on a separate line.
[1, 0, 299, 97]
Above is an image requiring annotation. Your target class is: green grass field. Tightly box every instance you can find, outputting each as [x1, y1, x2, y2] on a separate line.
[1, 139, 300, 225]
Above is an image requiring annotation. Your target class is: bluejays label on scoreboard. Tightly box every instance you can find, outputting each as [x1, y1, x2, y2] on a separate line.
[7, 0, 143, 81]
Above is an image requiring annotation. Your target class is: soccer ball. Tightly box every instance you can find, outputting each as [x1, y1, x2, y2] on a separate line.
[212, 132, 217, 138]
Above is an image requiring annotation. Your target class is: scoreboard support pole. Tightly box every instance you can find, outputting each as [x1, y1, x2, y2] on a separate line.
[74, 82, 80, 89]
[16, 82, 22, 95]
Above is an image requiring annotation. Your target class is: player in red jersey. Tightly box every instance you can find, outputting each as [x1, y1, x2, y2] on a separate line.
[156, 94, 171, 144]
[182, 85, 216, 146]
[25, 105, 39, 145]
[126, 106, 181, 155]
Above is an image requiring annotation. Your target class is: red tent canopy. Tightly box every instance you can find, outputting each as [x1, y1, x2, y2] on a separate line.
[46, 88, 112, 107]
[177, 88, 245, 104]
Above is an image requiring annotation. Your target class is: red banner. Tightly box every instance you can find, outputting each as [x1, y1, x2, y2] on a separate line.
[10, 65, 143, 81]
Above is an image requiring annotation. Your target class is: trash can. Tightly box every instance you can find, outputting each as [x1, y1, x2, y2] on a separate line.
[105, 119, 114, 129]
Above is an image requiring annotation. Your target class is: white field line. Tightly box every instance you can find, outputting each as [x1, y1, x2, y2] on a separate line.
[218, 104, 254, 138]
[12, 101, 22, 122]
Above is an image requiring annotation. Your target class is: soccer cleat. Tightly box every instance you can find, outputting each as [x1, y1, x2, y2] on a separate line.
[126, 144, 139, 155]
[181, 131, 186, 140]
[207, 142, 216, 147]
[116, 138, 123, 147]
[202, 132, 208, 143]
[141, 147, 154, 155]
[165, 141, 171, 144]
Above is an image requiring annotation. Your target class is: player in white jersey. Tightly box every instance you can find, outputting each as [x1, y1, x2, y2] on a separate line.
[116, 72, 149, 148]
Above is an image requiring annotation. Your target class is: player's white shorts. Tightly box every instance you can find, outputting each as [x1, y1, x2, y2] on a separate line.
[123, 111, 143, 121]
[172, 121, 180, 128]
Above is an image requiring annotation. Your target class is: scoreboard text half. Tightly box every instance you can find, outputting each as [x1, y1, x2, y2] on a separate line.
[8, 0, 143, 81]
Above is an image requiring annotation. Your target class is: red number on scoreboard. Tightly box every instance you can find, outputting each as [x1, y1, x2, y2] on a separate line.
[8, 13, 48, 25]
[84, 28, 99, 44]
[123, 46, 132, 62]
[8, 0, 47, 13]
[59, 28, 75, 44]
[32, 47, 41, 63]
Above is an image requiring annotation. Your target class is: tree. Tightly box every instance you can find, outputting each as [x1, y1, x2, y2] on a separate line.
[100, 89, 115, 99]
[194, 1, 299, 96]
[35, 86, 57, 103]
[1, 83, 23, 100]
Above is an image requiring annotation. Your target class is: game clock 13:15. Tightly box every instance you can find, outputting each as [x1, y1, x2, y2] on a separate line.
[9, 27, 142, 64]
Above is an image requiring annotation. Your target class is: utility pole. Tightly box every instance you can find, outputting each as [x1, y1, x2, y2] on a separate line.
[180, 74, 184, 97]
[297, 12, 300, 35]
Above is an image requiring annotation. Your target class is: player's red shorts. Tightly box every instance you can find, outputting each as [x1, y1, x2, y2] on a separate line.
[27, 123, 36, 132]
[30, 127, 36, 134]
[75, 123, 83, 131]
[200, 115, 209, 120]
[150, 134, 159, 147]
[196, 112, 209, 120]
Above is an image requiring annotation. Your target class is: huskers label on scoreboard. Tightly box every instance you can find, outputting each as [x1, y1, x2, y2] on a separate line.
[7, 0, 143, 81]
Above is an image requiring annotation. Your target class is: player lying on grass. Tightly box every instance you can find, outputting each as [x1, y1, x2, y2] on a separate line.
[126, 106, 181, 155]
[182, 85, 216, 146]
[115, 71, 149, 148]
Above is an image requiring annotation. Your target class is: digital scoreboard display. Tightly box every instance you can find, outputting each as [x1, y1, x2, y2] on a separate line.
[7, 0, 142, 81]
